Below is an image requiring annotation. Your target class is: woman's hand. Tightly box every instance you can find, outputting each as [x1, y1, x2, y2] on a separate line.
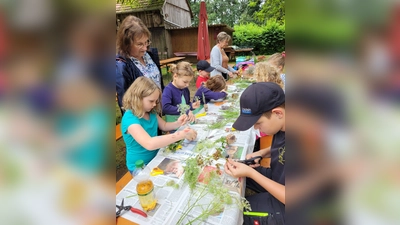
[187, 111, 196, 122]
[224, 158, 254, 178]
[182, 127, 197, 141]
[228, 72, 234, 77]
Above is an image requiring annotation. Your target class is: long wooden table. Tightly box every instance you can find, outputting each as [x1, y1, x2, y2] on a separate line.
[223, 47, 254, 61]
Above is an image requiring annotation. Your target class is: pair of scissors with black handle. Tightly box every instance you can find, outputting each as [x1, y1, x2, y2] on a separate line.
[236, 156, 263, 165]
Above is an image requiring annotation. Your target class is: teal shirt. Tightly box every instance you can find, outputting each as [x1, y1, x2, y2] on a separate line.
[57, 106, 110, 174]
[121, 110, 159, 171]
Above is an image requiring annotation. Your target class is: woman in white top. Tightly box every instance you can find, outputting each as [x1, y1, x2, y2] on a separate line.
[210, 31, 238, 79]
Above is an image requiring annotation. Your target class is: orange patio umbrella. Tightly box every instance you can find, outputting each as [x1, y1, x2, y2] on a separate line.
[197, 0, 210, 60]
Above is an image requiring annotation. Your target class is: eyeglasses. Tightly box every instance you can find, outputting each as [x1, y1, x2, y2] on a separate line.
[135, 40, 151, 49]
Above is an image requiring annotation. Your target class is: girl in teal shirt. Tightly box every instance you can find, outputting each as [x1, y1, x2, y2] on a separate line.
[121, 77, 197, 174]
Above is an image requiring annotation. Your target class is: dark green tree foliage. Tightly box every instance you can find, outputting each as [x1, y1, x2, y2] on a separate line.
[255, 0, 285, 25]
[238, 0, 262, 24]
[189, 0, 248, 27]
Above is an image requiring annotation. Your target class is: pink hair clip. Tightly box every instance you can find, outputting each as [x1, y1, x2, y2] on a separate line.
[281, 51, 286, 58]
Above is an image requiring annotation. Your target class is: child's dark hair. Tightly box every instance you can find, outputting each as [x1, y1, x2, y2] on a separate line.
[205, 75, 226, 92]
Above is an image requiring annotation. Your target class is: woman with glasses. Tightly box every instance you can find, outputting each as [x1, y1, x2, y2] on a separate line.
[116, 15, 164, 114]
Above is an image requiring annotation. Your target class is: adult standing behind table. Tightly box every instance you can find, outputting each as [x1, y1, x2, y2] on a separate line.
[116, 15, 164, 114]
[210, 31, 238, 80]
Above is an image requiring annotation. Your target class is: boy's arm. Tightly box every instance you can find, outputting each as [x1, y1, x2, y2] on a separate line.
[248, 169, 285, 204]
[225, 159, 285, 204]
[247, 147, 271, 159]
[203, 89, 227, 102]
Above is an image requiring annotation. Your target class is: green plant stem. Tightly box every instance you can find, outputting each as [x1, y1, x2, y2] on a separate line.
[176, 186, 208, 225]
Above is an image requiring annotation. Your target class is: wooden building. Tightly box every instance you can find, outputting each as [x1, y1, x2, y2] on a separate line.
[116, 0, 193, 59]
[168, 24, 234, 62]
[116, 0, 234, 62]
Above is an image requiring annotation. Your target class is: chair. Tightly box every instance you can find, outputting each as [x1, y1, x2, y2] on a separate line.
[260, 135, 273, 167]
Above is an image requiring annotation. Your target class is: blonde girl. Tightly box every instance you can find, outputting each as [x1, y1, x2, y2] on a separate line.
[122, 76, 197, 173]
[266, 51, 286, 86]
[253, 62, 284, 89]
[162, 61, 200, 122]
[194, 74, 228, 104]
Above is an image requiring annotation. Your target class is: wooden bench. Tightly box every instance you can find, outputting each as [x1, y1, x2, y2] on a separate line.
[160, 57, 186, 75]
[173, 52, 197, 57]
[116, 172, 138, 225]
[159, 57, 186, 66]
[116, 123, 122, 141]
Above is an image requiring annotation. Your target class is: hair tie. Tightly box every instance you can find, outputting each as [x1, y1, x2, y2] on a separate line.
[282, 51, 286, 58]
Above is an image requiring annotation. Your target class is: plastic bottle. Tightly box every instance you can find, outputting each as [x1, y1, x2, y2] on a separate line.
[132, 160, 144, 177]
[133, 160, 157, 211]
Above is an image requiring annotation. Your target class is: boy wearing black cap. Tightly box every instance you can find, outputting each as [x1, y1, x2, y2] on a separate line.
[224, 82, 285, 224]
[195, 60, 215, 88]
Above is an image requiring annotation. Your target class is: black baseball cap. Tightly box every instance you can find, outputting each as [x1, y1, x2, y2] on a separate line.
[233, 82, 285, 131]
[197, 60, 215, 72]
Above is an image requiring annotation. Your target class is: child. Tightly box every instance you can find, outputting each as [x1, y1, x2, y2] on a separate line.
[253, 61, 284, 89]
[121, 77, 197, 173]
[224, 82, 285, 224]
[266, 51, 286, 86]
[162, 61, 200, 122]
[195, 60, 215, 88]
[194, 75, 227, 104]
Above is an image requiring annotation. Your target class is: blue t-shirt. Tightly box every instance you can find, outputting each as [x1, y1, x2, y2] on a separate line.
[121, 110, 159, 171]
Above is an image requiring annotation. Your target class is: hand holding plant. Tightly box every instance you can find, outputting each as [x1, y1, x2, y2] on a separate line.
[192, 100, 200, 109]
[176, 114, 189, 126]
[187, 111, 196, 122]
[224, 158, 254, 178]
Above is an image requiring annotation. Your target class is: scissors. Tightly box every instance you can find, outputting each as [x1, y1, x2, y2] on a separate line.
[237, 156, 263, 165]
[116, 198, 147, 218]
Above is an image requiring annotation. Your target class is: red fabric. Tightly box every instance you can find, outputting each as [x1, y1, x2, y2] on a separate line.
[196, 75, 209, 89]
[197, 1, 210, 60]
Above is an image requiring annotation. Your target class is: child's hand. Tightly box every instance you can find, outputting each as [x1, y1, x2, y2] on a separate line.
[245, 152, 263, 168]
[177, 114, 189, 126]
[183, 127, 197, 141]
[192, 100, 200, 109]
[187, 111, 196, 122]
[224, 158, 253, 178]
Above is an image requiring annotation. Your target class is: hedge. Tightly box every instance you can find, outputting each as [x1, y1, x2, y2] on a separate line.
[233, 21, 285, 55]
